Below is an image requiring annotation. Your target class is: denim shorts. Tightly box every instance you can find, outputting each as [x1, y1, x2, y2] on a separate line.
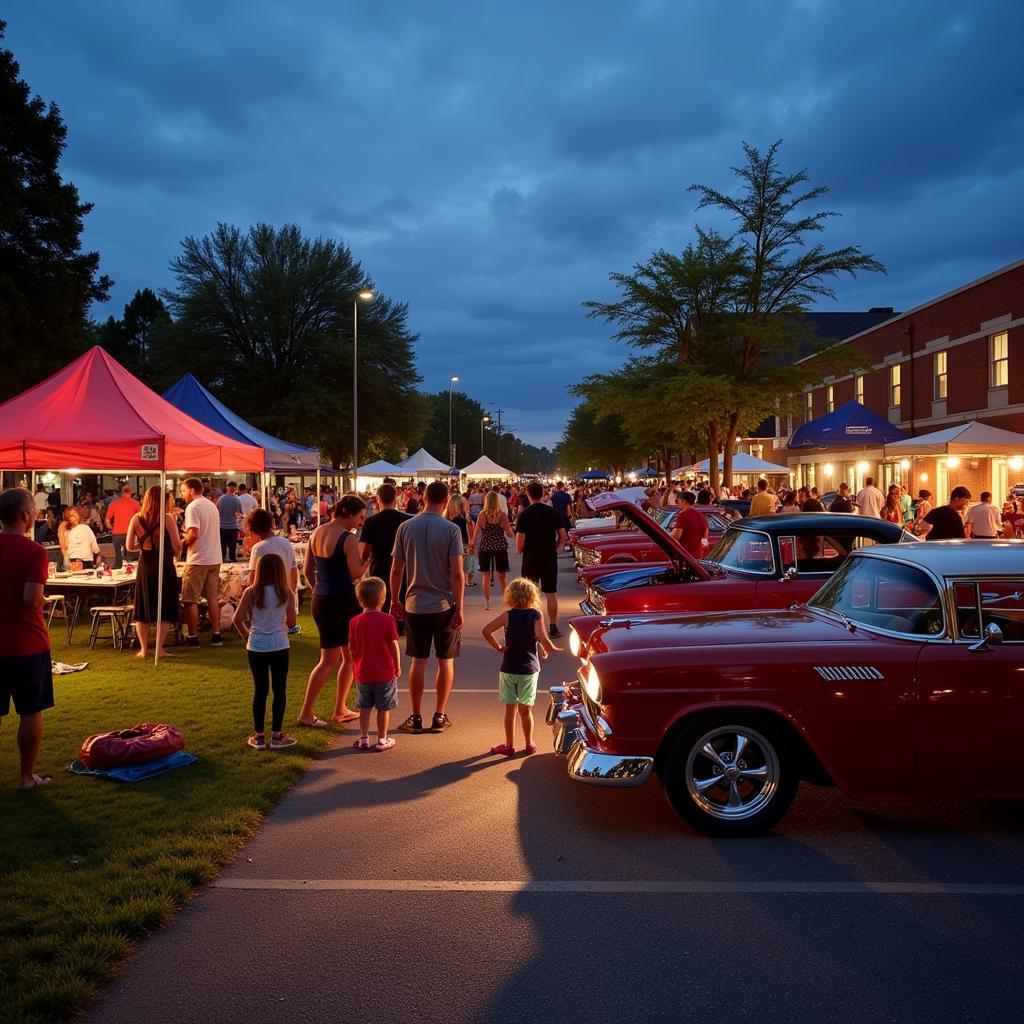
[357, 679, 399, 711]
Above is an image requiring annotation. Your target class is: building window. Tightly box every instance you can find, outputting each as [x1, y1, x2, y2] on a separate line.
[805, 391, 813, 419]
[855, 374, 864, 404]
[991, 332, 1008, 388]
[934, 351, 947, 401]
[826, 385, 835, 413]
[889, 363, 901, 407]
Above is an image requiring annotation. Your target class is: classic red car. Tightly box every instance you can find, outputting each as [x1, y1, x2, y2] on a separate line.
[549, 541, 1024, 835]
[576, 512, 909, 619]
[573, 504, 733, 567]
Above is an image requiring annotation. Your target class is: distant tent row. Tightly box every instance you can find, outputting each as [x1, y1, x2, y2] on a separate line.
[358, 451, 515, 478]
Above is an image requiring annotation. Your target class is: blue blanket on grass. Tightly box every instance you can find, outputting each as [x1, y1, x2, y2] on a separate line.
[67, 750, 198, 782]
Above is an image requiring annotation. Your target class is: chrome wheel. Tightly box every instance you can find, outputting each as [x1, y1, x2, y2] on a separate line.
[684, 725, 780, 822]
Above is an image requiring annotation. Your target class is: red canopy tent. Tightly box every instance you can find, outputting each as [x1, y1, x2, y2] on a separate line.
[0, 346, 264, 666]
[0, 346, 263, 472]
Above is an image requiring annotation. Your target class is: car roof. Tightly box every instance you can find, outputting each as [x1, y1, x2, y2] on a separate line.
[853, 538, 1024, 574]
[736, 513, 906, 541]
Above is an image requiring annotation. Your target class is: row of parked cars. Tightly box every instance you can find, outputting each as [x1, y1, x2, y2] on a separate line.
[549, 496, 1024, 835]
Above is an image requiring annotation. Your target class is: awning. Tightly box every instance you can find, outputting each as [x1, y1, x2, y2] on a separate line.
[884, 421, 1024, 456]
[684, 453, 791, 474]
[398, 448, 449, 475]
[788, 400, 907, 449]
[460, 455, 514, 477]
[358, 459, 405, 476]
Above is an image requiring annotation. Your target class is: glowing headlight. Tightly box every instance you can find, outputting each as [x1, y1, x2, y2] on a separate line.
[569, 627, 582, 658]
[585, 664, 603, 704]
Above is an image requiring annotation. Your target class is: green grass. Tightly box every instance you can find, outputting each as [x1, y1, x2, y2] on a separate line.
[0, 611, 339, 1024]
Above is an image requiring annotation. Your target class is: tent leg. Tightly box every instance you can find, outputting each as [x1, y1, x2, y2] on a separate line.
[154, 470, 166, 668]
[317, 469, 321, 525]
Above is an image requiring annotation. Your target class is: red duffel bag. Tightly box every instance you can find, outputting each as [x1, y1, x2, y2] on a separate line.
[79, 723, 185, 769]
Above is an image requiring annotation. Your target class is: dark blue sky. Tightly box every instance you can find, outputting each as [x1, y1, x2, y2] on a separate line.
[7, 2, 1023, 447]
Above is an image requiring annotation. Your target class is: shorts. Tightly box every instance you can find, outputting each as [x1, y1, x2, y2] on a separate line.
[522, 556, 558, 594]
[180, 563, 220, 604]
[478, 549, 510, 574]
[499, 672, 538, 706]
[357, 680, 399, 711]
[405, 608, 461, 660]
[463, 553, 477, 575]
[311, 593, 361, 648]
[0, 651, 54, 716]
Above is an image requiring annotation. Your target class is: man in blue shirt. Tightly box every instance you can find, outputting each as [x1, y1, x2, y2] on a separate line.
[550, 480, 574, 533]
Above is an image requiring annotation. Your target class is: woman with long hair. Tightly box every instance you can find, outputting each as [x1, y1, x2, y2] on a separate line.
[445, 494, 477, 587]
[469, 490, 515, 610]
[297, 493, 367, 728]
[126, 485, 182, 659]
[882, 484, 903, 524]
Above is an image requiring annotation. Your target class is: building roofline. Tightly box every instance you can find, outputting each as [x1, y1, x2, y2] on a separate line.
[796, 256, 1024, 365]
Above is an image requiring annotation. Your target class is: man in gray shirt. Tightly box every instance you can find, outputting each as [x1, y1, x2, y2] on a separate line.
[390, 480, 464, 734]
[216, 482, 243, 562]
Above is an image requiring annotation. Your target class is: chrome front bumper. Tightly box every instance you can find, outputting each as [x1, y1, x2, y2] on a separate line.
[546, 685, 653, 787]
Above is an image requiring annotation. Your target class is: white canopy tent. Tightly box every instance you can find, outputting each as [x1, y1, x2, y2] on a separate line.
[884, 422, 1024, 456]
[459, 455, 514, 478]
[680, 453, 792, 475]
[358, 459, 405, 476]
[398, 447, 449, 476]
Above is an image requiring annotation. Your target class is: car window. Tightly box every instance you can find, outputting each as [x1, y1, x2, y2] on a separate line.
[705, 512, 731, 533]
[795, 533, 852, 573]
[954, 579, 1024, 642]
[707, 528, 775, 575]
[809, 557, 944, 636]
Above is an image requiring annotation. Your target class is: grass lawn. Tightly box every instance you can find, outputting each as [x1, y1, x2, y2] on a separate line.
[0, 610, 341, 1024]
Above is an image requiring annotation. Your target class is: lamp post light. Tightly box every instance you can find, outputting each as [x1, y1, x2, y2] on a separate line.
[448, 375, 460, 468]
[480, 415, 490, 456]
[352, 288, 374, 491]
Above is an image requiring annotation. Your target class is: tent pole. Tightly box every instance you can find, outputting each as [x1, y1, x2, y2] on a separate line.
[154, 469, 166, 668]
[317, 468, 321, 524]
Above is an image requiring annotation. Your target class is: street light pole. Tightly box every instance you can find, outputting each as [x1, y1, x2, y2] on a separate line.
[480, 415, 490, 456]
[448, 375, 459, 469]
[352, 288, 374, 492]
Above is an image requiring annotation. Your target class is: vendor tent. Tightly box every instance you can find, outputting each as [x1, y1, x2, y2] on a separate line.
[162, 374, 320, 471]
[686, 453, 791, 474]
[788, 400, 907, 449]
[631, 467, 660, 478]
[460, 455, 514, 478]
[358, 459, 404, 476]
[578, 469, 611, 480]
[398, 448, 449, 475]
[884, 421, 1024, 456]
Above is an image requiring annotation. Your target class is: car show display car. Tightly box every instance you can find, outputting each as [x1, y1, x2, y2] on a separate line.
[549, 541, 1024, 836]
[579, 510, 910, 616]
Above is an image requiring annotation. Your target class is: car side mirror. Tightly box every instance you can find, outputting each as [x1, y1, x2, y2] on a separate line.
[969, 622, 1004, 652]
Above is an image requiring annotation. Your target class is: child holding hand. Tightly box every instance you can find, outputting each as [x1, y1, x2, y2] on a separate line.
[482, 576, 561, 756]
[348, 576, 401, 751]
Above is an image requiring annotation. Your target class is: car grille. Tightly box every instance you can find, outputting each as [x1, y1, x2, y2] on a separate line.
[577, 549, 600, 566]
[586, 589, 606, 614]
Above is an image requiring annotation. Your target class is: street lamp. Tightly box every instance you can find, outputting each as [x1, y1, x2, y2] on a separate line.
[352, 288, 374, 491]
[480, 415, 490, 456]
[448, 375, 460, 468]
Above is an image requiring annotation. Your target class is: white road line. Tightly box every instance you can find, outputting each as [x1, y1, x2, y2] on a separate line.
[212, 878, 1024, 896]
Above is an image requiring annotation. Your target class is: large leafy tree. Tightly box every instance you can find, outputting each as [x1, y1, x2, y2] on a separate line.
[556, 400, 636, 477]
[0, 20, 111, 398]
[151, 222, 426, 469]
[92, 288, 169, 376]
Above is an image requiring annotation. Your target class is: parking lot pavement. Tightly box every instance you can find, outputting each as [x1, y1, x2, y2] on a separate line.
[84, 551, 1024, 1023]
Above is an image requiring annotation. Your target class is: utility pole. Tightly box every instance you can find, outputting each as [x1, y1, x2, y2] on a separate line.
[492, 407, 504, 463]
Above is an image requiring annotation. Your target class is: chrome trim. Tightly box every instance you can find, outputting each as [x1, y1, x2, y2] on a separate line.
[546, 686, 567, 726]
[566, 740, 653, 787]
[596, 715, 613, 740]
[553, 707, 584, 755]
[579, 600, 597, 615]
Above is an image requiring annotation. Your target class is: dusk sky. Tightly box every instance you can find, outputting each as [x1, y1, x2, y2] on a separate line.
[7, 2, 1022, 448]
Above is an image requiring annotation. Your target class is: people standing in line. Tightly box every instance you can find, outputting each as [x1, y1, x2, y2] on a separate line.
[671, 491, 708, 559]
[917, 486, 971, 540]
[246, 508, 298, 591]
[236, 483, 258, 521]
[358, 484, 410, 620]
[515, 480, 568, 638]
[481, 576, 561, 757]
[104, 484, 141, 569]
[882, 484, 904, 524]
[216, 481, 243, 563]
[63, 508, 101, 567]
[856, 476, 885, 518]
[389, 480, 464, 735]
[965, 491, 1002, 539]
[179, 477, 224, 648]
[349, 577, 401, 752]
[801, 486, 825, 513]
[126, 485, 182, 660]
[470, 490, 515, 611]
[0, 487, 53, 789]
[828, 482, 856, 513]
[297, 494, 367, 728]
[234, 553, 297, 750]
[445, 493, 477, 588]
[748, 478, 778, 516]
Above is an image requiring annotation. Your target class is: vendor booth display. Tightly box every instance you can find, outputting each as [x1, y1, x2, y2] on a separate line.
[788, 400, 907, 450]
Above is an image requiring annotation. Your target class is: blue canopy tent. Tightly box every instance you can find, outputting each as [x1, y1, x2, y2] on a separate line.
[578, 469, 612, 480]
[630, 466, 660, 478]
[788, 400, 907, 449]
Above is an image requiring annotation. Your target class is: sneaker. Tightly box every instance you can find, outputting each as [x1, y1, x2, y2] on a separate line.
[430, 712, 452, 733]
[287, 624, 302, 636]
[246, 734, 266, 750]
[548, 624, 562, 639]
[183, 635, 200, 648]
[397, 714, 423, 734]
[270, 733, 298, 749]
[210, 633, 224, 647]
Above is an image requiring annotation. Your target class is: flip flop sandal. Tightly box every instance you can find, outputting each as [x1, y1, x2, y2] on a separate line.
[19, 774, 52, 790]
[297, 716, 328, 729]
[332, 711, 360, 724]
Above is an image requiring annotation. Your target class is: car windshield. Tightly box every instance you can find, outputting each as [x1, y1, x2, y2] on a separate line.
[707, 528, 775, 575]
[808, 556, 945, 636]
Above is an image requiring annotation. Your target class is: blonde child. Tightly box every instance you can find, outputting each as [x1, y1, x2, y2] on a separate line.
[481, 577, 560, 756]
[234, 553, 298, 750]
[348, 577, 402, 751]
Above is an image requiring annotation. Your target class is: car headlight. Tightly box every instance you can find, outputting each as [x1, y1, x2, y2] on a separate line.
[569, 627, 582, 658]
[584, 664, 602, 704]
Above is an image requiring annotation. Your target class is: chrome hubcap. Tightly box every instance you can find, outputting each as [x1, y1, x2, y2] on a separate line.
[684, 726, 780, 821]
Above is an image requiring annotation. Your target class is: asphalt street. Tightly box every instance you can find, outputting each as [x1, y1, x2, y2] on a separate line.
[85, 551, 1024, 1024]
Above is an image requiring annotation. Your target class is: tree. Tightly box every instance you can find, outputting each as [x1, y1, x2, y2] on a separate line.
[93, 288, 169, 376]
[417, 389, 491, 469]
[556, 401, 636, 477]
[0, 21, 111, 398]
[152, 222, 426, 469]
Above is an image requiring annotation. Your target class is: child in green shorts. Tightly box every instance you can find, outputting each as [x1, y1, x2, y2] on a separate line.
[482, 577, 561, 756]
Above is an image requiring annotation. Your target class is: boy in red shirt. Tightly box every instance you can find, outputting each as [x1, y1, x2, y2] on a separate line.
[0, 488, 53, 789]
[348, 577, 401, 751]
